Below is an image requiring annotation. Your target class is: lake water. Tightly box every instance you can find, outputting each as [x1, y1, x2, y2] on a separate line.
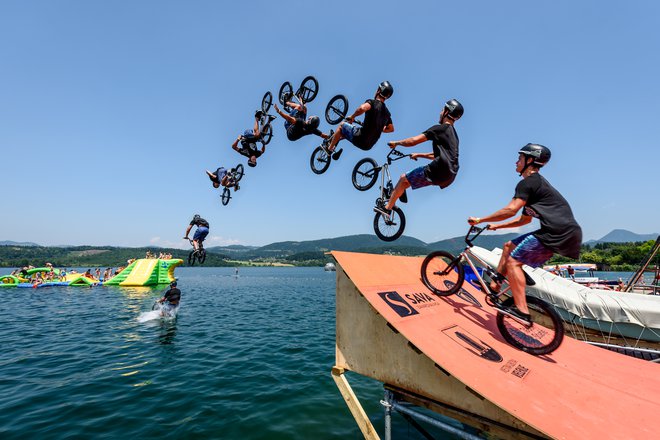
[0, 267, 468, 439]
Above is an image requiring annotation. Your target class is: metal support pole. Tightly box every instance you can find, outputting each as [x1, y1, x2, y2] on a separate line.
[381, 390, 393, 440]
[391, 400, 484, 440]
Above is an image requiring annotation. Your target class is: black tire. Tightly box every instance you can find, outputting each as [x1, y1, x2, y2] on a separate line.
[297, 76, 319, 103]
[198, 249, 207, 265]
[496, 296, 564, 355]
[188, 250, 197, 266]
[261, 124, 273, 145]
[325, 95, 348, 125]
[351, 158, 379, 191]
[234, 164, 244, 182]
[221, 187, 231, 206]
[261, 91, 272, 113]
[420, 251, 465, 296]
[279, 81, 293, 106]
[310, 146, 331, 174]
[373, 206, 406, 242]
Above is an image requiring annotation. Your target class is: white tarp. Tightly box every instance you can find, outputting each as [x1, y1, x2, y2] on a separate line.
[470, 246, 660, 329]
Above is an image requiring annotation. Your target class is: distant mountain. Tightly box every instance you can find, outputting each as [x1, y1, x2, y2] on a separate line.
[586, 229, 659, 245]
[0, 240, 40, 247]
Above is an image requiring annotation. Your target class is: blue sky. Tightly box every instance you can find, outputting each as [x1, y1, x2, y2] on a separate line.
[1, 1, 659, 248]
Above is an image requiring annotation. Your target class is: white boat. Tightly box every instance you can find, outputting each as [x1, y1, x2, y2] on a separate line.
[324, 263, 336, 272]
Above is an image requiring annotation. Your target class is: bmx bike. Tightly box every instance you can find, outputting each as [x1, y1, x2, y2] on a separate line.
[187, 238, 207, 266]
[221, 164, 245, 206]
[420, 226, 565, 355]
[257, 91, 276, 145]
[278, 76, 319, 111]
[309, 98, 360, 174]
[365, 148, 410, 242]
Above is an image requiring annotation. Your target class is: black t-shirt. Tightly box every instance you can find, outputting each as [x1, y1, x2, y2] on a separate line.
[514, 173, 582, 258]
[352, 99, 392, 150]
[164, 287, 181, 305]
[190, 216, 210, 228]
[422, 124, 459, 188]
[286, 119, 323, 141]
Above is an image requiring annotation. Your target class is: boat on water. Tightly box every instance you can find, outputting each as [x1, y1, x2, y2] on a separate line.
[324, 263, 336, 272]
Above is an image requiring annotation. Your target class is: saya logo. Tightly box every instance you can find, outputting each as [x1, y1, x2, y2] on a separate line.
[378, 291, 419, 317]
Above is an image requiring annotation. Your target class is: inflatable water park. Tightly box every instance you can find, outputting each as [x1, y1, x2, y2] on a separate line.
[0, 258, 182, 288]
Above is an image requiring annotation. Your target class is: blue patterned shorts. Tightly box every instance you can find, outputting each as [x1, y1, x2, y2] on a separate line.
[510, 233, 554, 267]
[405, 166, 434, 190]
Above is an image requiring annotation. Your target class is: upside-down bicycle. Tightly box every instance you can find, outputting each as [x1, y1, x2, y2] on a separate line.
[220, 164, 245, 206]
[309, 94, 354, 174]
[278, 76, 319, 111]
[420, 226, 564, 355]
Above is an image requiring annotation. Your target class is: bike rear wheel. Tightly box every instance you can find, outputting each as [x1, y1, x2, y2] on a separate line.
[198, 249, 207, 264]
[352, 158, 379, 191]
[496, 296, 564, 355]
[325, 95, 348, 125]
[260, 124, 273, 145]
[234, 164, 244, 182]
[420, 251, 465, 296]
[221, 187, 231, 205]
[310, 146, 331, 174]
[261, 91, 272, 113]
[297, 76, 319, 102]
[373, 206, 405, 242]
[188, 250, 197, 266]
[279, 81, 293, 110]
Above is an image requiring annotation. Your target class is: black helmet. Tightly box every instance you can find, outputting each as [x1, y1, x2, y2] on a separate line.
[170, 281, 177, 287]
[193, 214, 201, 220]
[377, 81, 394, 99]
[519, 143, 551, 167]
[306, 115, 320, 130]
[444, 99, 464, 120]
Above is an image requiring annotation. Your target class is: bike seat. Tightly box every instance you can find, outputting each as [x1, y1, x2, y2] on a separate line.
[523, 270, 536, 286]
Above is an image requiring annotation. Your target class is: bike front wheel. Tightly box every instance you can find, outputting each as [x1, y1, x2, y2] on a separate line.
[298, 76, 318, 103]
[420, 251, 465, 296]
[198, 249, 207, 264]
[325, 95, 348, 125]
[496, 296, 564, 355]
[279, 81, 293, 108]
[260, 124, 273, 145]
[234, 164, 244, 182]
[261, 91, 272, 113]
[373, 206, 405, 242]
[221, 187, 231, 205]
[188, 250, 197, 266]
[310, 146, 331, 174]
[352, 158, 379, 191]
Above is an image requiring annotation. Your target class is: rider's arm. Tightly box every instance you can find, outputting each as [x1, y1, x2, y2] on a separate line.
[388, 134, 428, 148]
[232, 138, 240, 151]
[468, 198, 526, 225]
[382, 122, 394, 133]
[274, 104, 296, 124]
[410, 152, 434, 161]
[347, 102, 371, 121]
[184, 224, 193, 239]
[488, 214, 533, 231]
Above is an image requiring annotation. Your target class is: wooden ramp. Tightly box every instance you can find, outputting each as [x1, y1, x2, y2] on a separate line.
[332, 251, 660, 439]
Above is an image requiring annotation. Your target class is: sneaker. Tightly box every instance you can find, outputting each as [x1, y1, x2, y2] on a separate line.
[332, 148, 343, 160]
[503, 305, 531, 323]
[267, 115, 277, 122]
[373, 204, 392, 218]
[234, 184, 240, 191]
[322, 130, 334, 147]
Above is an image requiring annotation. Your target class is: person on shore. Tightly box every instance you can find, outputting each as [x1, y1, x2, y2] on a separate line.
[184, 214, 209, 252]
[159, 281, 181, 315]
[567, 265, 575, 280]
[467, 143, 582, 322]
[374, 99, 463, 218]
[325, 81, 395, 160]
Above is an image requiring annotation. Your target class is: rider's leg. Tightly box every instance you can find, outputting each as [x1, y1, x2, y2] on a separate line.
[491, 241, 516, 292]
[193, 239, 199, 251]
[505, 258, 529, 314]
[253, 117, 261, 138]
[327, 123, 345, 152]
[385, 174, 411, 210]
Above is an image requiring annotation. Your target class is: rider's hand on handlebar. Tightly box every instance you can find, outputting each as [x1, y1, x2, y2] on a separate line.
[486, 224, 497, 231]
[467, 217, 480, 225]
[410, 153, 419, 161]
[346, 115, 354, 123]
[387, 141, 397, 149]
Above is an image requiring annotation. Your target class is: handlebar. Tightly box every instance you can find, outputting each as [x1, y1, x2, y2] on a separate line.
[386, 148, 412, 165]
[465, 225, 487, 247]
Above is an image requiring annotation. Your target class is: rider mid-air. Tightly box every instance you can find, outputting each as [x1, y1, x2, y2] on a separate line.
[467, 143, 582, 321]
[273, 94, 329, 142]
[375, 99, 463, 217]
[206, 166, 239, 190]
[325, 81, 395, 160]
[184, 214, 210, 251]
[232, 111, 274, 167]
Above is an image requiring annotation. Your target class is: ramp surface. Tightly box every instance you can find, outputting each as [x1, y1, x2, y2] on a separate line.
[121, 259, 158, 286]
[332, 251, 660, 439]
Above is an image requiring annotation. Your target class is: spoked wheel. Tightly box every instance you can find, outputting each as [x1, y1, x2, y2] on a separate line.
[188, 250, 197, 266]
[297, 76, 319, 103]
[261, 91, 273, 113]
[496, 297, 564, 355]
[373, 206, 406, 242]
[352, 158, 379, 191]
[198, 249, 207, 265]
[234, 164, 244, 182]
[260, 124, 273, 145]
[221, 187, 231, 206]
[310, 146, 331, 174]
[279, 81, 293, 111]
[420, 251, 465, 296]
[325, 95, 348, 125]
